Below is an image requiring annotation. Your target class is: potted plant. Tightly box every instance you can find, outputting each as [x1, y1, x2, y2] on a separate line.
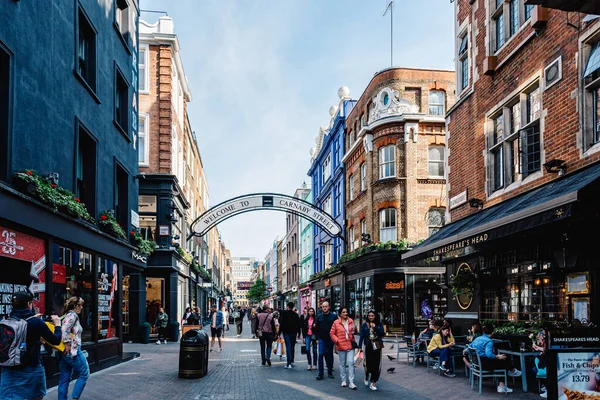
[140, 322, 151, 344]
[99, 211, 126, 239]
[450, 265, 476, 299]
[169, 321, 180, 342]
[130, 230, 157, 256]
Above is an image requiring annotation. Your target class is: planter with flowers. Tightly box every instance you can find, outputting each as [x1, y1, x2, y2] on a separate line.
[98, 211, 126, 239]
[129, 230, 157, 256]
[13, 169, 94, 223]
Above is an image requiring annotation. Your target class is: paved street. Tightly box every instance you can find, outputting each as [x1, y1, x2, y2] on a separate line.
[46, 321, 543, 400]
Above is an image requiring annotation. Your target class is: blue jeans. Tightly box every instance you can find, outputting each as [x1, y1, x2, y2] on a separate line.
[306, 336, 317, 366]
[429, 348, 453, 370]
[318, 338, 334, 377]
[0, 364, 47, 399]
[58, 349, 90, 400]
[259, 332, 274, 363]
[283, 333, 296, 366]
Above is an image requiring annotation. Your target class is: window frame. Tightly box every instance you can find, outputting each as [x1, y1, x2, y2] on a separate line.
[75, 3, 99, 100]
[379, 208, 397, 243]
[360, 163, 367, 191]
[348, 174, 354, 201]
[138, 44, 149, 94]
[458, 33, 469, 92]
[378, 145, 396, 179]
[138, 113, 149, 166]
[114, 63, 130, 139]
[74, 118, 98, 218]
[491, 0, 533, 54]
[582, 38, 600, 150]
[0, 39, 12, 182]
[428, 145, 445, 178]
[322, 153, 332, 183]
[429, 90, 445, 116]
[113, 0, 131, 53]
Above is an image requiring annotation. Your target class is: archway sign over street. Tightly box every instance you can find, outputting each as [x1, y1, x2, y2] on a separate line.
[188, 193, 342, 240]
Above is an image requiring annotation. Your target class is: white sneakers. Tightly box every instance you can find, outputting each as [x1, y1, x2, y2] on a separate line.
[218, 348, 223, 352]
[369, 383, 378, 391]
[163, 340, 167, 344]
[497, 385, 514, 393]
[364, 379, 369, 386]
[508, 369, 522, 377]
[341, 381, 347, 387]
[349, 382, 357, 390]
[155, 340, 161, 345]
[540, 391, 547, 398]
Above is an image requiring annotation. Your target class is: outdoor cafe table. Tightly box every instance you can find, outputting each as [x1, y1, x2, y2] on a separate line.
[497, 349, 541, 393]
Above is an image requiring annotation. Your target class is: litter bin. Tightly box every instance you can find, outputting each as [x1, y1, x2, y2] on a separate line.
[178, 329, 209, 379]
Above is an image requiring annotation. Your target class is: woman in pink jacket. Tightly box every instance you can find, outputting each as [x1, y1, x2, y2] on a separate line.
[330, 307, 357, 390]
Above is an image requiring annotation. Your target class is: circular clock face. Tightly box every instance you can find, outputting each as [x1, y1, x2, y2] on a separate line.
[546, 64, 558, 82]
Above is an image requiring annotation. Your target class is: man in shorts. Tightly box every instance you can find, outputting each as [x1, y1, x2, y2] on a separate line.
[209, 304, 224, 352]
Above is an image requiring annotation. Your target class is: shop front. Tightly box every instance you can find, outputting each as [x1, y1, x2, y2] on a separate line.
[311, 272, 343, 312]
[402, 163, 600, 338]
[299, 285, 312, 312]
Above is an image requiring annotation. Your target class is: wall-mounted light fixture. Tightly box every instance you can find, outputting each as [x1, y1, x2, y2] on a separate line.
[172, 235, 180, 240]
[543, 159, 567, 176]
[167, 213, 178, 222]
[469, 198, 484, 210]
[361, 233, 372, 244]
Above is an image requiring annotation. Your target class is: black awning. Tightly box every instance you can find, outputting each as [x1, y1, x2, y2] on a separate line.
[403, 162, 600, 262]
[524, 0, 600, 14]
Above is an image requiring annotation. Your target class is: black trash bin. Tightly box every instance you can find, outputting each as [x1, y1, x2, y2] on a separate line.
[178, 329, 209, 379]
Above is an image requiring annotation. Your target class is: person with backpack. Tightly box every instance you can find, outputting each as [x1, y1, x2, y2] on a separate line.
[58, 296, 90, 400]
[0, 290, 62, 400]
[233, 306, 244, 337]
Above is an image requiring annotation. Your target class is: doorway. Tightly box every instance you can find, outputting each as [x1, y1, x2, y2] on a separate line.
[381, 292, 405, 335]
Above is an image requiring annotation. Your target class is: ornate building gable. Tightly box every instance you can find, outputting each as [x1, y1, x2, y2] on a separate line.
[368, 87, 420, 124]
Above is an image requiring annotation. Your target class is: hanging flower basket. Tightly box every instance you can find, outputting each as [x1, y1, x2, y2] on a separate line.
[450, 263, 476, 309]
[129, 230, 157, 256]
[99, 211, 126, 239]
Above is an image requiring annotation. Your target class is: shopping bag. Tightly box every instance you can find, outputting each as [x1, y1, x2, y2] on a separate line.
[275, 340, 283, 356]
[354, 350, 364, 367]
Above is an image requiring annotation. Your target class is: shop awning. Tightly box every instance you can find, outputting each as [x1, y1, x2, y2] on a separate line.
[403, 162, 600, 262]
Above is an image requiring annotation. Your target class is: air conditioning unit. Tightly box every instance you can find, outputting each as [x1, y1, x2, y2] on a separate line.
[544, 56, 562, 91]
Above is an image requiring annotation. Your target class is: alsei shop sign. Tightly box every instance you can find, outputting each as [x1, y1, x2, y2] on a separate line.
[432, 233, 489, 257]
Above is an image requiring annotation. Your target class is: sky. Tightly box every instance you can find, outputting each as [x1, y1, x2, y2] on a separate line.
[140, 0, 456, 259]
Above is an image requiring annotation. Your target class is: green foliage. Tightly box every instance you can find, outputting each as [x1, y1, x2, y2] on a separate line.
[177, 246, 193, 263]
[450, 266, 476, 298]
[309, 264, 340, 281]
[191, 260, 211, 281]
[247, 278, 267, 304]
[129, 230, 157, 256]
[299, 282, 309, 289]
[14, 169, 95, 222]
[98, 211, 126, 239]
[337, 239, 410, 265]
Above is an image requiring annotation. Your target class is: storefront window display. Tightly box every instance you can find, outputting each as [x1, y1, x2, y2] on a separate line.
[347, 278, 374, 326]
[332, 285, 341, 314]
[98, 258, 119, 340]
[378, 275, 405, 334]
[317, 288, 330, 308]
[52, 243, 93, 343]
[410, 274, 446, 332]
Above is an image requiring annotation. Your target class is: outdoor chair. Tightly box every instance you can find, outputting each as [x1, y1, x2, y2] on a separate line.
[467, 347, 508, 395]
[425, 349, 442, 375]
[393, 334, 408, 363]
[405, 337, 428, 367]
[535, 357, 547, 394]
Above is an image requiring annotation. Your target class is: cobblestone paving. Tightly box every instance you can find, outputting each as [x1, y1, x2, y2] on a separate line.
[45, 322, 543, 400]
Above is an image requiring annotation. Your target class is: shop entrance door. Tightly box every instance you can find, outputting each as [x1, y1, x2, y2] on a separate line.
[381, 293, 405, 335]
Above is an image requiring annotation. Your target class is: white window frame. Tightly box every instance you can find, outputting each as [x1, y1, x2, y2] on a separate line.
[457, 31, 469, 93]
[139, 44, 149, 94]
[428, 145, 445, 178]
[322, 153, 332, 183]
[360, 163, 367, 191]
[349, 174, 354, 201]
[378, 145, 396, 179]
[429, 91, 445, 116]
[349, 226, 355, 251]
[379, 208, 397, 243]
[138, 113, 149, 166]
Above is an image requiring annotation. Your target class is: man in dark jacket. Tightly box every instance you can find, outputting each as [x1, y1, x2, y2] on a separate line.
[234, 306, 245, 336]
[314, 301, 337, 380]
[0, 291, 63, 399]
[278, 302, 301, 368]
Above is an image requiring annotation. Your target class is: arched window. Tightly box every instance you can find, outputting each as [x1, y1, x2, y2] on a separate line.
[379, 208, 397, 242]
[428, 145, 445, 178]
[378, 145, 395, 179]
[429, 91, 445, 116]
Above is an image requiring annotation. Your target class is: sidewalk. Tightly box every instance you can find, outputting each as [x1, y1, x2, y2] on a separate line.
[45, 321, 542, 399]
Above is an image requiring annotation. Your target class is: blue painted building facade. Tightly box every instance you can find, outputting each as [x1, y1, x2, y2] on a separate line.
[308, 97, 356, 275]
[0, 0, 142, 379]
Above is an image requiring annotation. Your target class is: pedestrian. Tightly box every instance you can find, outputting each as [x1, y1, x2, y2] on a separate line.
[233, 306, 244, 337]
[221, 307, 229, 337]
[250, 308, 259, 338]
[358, 310, 384, 391]
[186, 307, 201, 326]
[154, 307, 168, 344]
[330, 306, 357, 390]
[257, 306, 276, 366]
[209, 304, 224, 352]
[302, 307, 318, 371]
[470, 324, 522, 393]
[0, 291, 63, 400]
[58, 296, 90, 400]
[427, 322, 456, 377]
[278, 302, 301, 369]
[314, 301, 337, 380]
[183, 307, 192, 325]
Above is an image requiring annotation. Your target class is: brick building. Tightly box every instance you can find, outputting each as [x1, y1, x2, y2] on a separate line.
[341, 67, 455, 333]
[403, 3, 600, 393]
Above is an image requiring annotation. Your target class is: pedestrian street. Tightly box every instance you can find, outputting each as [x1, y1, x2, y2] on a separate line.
[45, 323, 542, 400]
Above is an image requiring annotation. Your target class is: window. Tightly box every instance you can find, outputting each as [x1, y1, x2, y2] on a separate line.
[509, 0, 519, 37]
[0, 43, 10, 181]
[349, 226, 355, 251]
[493, 0, 532, 52]
[379, 208, 397, 242]
[322, 153, 331, 183]
[360, 163, 366, 191]
[361, 113, 367, 127]
[77, 6, 97, 91]
[76, 123, 97, 217]
[115, 67, 129, 135]
[115, 0, 129, 44]
[349, 174, 354, 201]
[361, 219, 367, 242]
[458, 34, 469, 91]
[98, 257, 119, 340]
[429, 91, 445, 116]
[525, 4, 534, 20]
[495, 11, 505, 50]
[428, 145, 445, 178]
[487, 82, 542, 193]
[583, 41, 600, 148]
[138, 114, 149, 166]
[349, 129, 355, 146]
[322, 196, 331, 216]
[115, 162, 129, 230]
[428, 208, 445, 236]
[139, 45, 148, 93]
[378, 145, 395, 179]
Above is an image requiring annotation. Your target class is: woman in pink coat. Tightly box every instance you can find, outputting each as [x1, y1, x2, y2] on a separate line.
[330, 307, 357, 390]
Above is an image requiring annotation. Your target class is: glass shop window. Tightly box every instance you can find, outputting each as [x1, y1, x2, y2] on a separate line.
[98, 257, 119, 340]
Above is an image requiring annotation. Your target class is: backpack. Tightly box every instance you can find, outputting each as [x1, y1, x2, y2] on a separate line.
[231, 311, 240, 320]
[0, 315, 35, 367]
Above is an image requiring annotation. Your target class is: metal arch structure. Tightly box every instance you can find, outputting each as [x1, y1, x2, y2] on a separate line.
[187, 193, 343, 241]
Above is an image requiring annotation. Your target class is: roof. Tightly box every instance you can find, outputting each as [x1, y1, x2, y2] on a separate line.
[403, 162, 600, 261]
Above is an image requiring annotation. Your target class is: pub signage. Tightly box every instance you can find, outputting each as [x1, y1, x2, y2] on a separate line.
[449, 190, 467, 210]
[432, 233, 489, 257]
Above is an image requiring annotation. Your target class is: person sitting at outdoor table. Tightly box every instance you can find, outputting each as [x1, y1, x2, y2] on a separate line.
[417, 319, 440, 363]
[463, 321, 483, 369]
[470, 324, 522, 393]
[427, 322, 456, 377]
[532, 328, 548, 398]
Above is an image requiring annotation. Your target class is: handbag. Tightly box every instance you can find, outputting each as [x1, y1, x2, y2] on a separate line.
[373, 340, 383, 350]
[256, 314, 268, 338]
[354, 350, 364, 366]
[351, 340, 359, 349]
[301, 344, 307, 355]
